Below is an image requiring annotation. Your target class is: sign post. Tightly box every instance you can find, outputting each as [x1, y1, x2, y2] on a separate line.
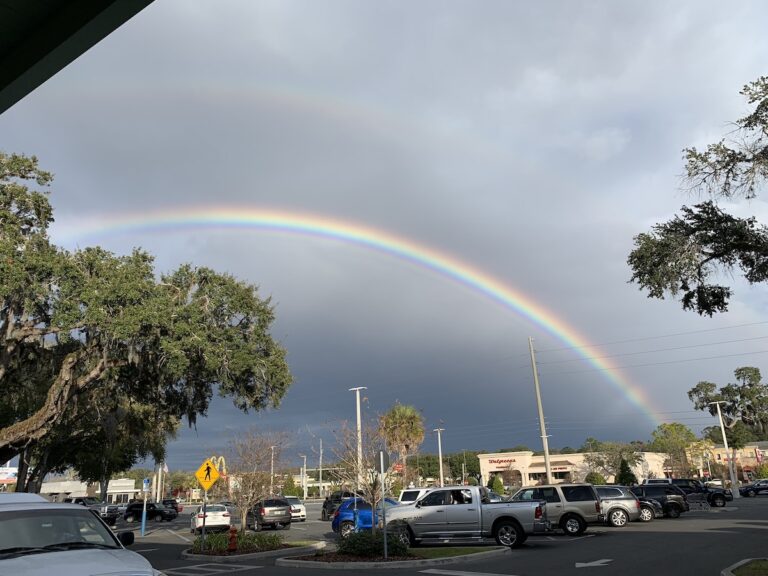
[377, 450, 389, 559]
[195, 459, 220, 552]
[141, 477, 150, 537]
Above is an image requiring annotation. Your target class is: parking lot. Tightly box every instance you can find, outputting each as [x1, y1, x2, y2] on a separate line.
[126, 496, 768, 576]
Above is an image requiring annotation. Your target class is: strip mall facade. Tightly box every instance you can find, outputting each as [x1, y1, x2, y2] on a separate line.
[478, 451, 667, 486]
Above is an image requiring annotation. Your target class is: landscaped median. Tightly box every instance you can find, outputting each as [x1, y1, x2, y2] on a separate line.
[181, 532, 326, 562]
[723, 558, 768, 576]
[181, 530, 510, 569]
[276, 531, 510, 570]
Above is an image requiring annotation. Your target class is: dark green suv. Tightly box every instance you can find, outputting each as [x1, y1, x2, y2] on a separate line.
[630, 485, 689, 518]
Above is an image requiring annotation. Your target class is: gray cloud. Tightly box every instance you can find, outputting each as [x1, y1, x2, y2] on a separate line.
[2, 0, 768, 469]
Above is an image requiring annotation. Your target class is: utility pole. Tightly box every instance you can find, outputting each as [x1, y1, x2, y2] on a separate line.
[434, 428, 445, 487]
[299, 454, 307, 500]
[710, 401, 740, 498]
[270, 446, 276, 496]
[349, 387, 367, 488]
[319, 438, 324, 498]
[529, 337, 553, 484]
[462, 449, 467, 485]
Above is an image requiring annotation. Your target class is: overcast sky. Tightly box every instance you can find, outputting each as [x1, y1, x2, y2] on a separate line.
[3, 1, 768, 472]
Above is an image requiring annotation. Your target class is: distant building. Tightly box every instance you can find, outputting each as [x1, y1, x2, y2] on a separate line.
[698, 442, 768, 481]
[0, 465, 18, 491]
[477, 450, 667, 486]
[40, 478, 139, 503]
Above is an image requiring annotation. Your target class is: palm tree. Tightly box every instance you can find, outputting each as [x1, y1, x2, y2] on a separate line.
[379, 403, 425, 485]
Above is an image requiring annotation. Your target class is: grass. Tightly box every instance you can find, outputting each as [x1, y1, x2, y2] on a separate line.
[733, 560, 768, 575]
[409, 546, 504, 559]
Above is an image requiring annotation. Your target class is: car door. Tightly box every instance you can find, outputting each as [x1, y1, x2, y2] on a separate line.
[412, 489, 450, 537]
[446, 489, 480, 536]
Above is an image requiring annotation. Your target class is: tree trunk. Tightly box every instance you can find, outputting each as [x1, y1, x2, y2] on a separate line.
[15, 448, 29, 492]
[0, 354, 109, 455]
[100, 478, 109, 501]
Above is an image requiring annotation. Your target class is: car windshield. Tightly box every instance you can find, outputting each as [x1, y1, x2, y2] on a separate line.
[0, 508, 119, 556]
[203, 505, 227, 513]
[285, 497, 301, 504]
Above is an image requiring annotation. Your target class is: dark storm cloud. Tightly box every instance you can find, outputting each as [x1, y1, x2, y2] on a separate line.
[2, 0, 768, 468]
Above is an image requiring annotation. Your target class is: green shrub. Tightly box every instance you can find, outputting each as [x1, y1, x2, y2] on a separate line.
[336, 529, 408, 557]
[191, 531, 283, 555]
[584, 471, 606, 485]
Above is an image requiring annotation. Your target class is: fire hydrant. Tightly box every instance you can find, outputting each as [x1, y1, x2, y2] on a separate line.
[228, 525, 238, 553]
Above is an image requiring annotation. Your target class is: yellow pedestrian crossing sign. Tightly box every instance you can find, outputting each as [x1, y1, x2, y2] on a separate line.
[195, 458, 220, 491]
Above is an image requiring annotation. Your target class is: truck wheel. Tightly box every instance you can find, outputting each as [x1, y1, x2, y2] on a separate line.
[340, 521, 355, 539]
[608, 509, 628, 527]
[560, 514, 587, 536]
[711, 495, 726, 507]
[494, 520, 525, 548]
[125, 514, 135, 523]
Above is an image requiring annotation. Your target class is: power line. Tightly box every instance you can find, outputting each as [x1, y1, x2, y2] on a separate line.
[535, 335, 768, 366]
[535, 320, 768, 354]
[542, 348, 768, 376]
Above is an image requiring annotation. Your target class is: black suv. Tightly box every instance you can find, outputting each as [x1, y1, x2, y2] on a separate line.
[162, 498, 182, 513]
[630, 485, 689, 518]
[321, 490, 358, 520]
[123, 501, 178, 522]
[669, 479, 732, 507]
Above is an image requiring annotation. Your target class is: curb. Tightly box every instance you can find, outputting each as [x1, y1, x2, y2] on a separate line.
[721, 558, 768, 576]
[181, 541, 326, 563]
[276, 546, 509, 570]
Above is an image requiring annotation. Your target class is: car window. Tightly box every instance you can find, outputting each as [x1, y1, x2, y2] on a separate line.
[265, 499, 289, 507]
[538, 487, 561, 503]
[450, 489, 473, 504]
[421, 490, 448, 506]
[0, 509, 119, 550]
[512, 488, 536, 501]
[561, 486, 596, 502]
[400, 490, 421, 502]
[596, 487, 624, 498]
[205, 505, 227, 512]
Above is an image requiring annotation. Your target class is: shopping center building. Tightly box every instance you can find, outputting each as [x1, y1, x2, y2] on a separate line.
[477, 450, 667, 486]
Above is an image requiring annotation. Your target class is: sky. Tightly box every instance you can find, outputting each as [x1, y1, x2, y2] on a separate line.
[2, 0, 768, 472]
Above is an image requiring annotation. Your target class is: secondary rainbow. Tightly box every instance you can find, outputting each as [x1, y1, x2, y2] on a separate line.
[58, 207, 662, 426]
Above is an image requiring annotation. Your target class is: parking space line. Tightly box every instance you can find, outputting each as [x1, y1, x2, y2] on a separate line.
[421, 570, 517, 576]
[167, 528, 193, 542]
[161, 565, 261, 576]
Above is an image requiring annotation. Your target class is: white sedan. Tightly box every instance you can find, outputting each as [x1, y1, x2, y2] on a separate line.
[190, 504, 231, 533]
[284, 496, 306, 522]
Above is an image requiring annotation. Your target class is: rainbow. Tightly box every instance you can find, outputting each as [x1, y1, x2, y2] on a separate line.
[55, 207, 661, 426]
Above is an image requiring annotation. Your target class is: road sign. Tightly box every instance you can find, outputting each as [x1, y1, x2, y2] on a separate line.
[142, 478, 150, 492]
[195, 458, 220, 491]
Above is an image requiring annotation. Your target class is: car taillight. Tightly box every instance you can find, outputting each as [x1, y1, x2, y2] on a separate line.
[259, 508, 266, 515]
[534, 505, 542, 519]
[594, 501, 600, 513]
[635, 501, 640, 510]
[333, 510, 339, 518]
[223, 513, 230, 517]
[197, 514, 205, 518]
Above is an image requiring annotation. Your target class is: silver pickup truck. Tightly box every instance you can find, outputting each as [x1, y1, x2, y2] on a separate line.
[385, 485, 549, 548]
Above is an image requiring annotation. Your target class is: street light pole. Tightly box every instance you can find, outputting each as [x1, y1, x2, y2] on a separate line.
[299, 454, 307, 500]
[709, 401, 740, 498]
[270, 446, 276, 496]
[349, 387, 367, 488]
[434, 428, 445, 487]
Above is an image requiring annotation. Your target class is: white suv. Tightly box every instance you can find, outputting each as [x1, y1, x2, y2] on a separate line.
[0, 493, 163, 576]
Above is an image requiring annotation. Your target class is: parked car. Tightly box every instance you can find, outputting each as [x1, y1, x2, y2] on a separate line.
[386, 485, 550, 548]
[398, 487, 432, 504]
[246, 498, 292, 530]
[331, 497, 399, 538]
[643, 478, 732, 507]
[740, 478, 768, 497]
[594, 485, 641, 527]
[0, 493, 155, 575]
[630, 485, 689, 518]
[123, 501, 178, 523]
[190, 503, 231, 533]
[636, 497, 664, 522]
[510, 483, 601, 536]
[62, 496, 119, 526]
[162, 498, 183, 513]
[284, 496, 307, 522]
[321, 490, 358, 520]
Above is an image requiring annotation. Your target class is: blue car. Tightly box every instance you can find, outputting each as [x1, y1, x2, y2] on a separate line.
[331, 497, 399, 538]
